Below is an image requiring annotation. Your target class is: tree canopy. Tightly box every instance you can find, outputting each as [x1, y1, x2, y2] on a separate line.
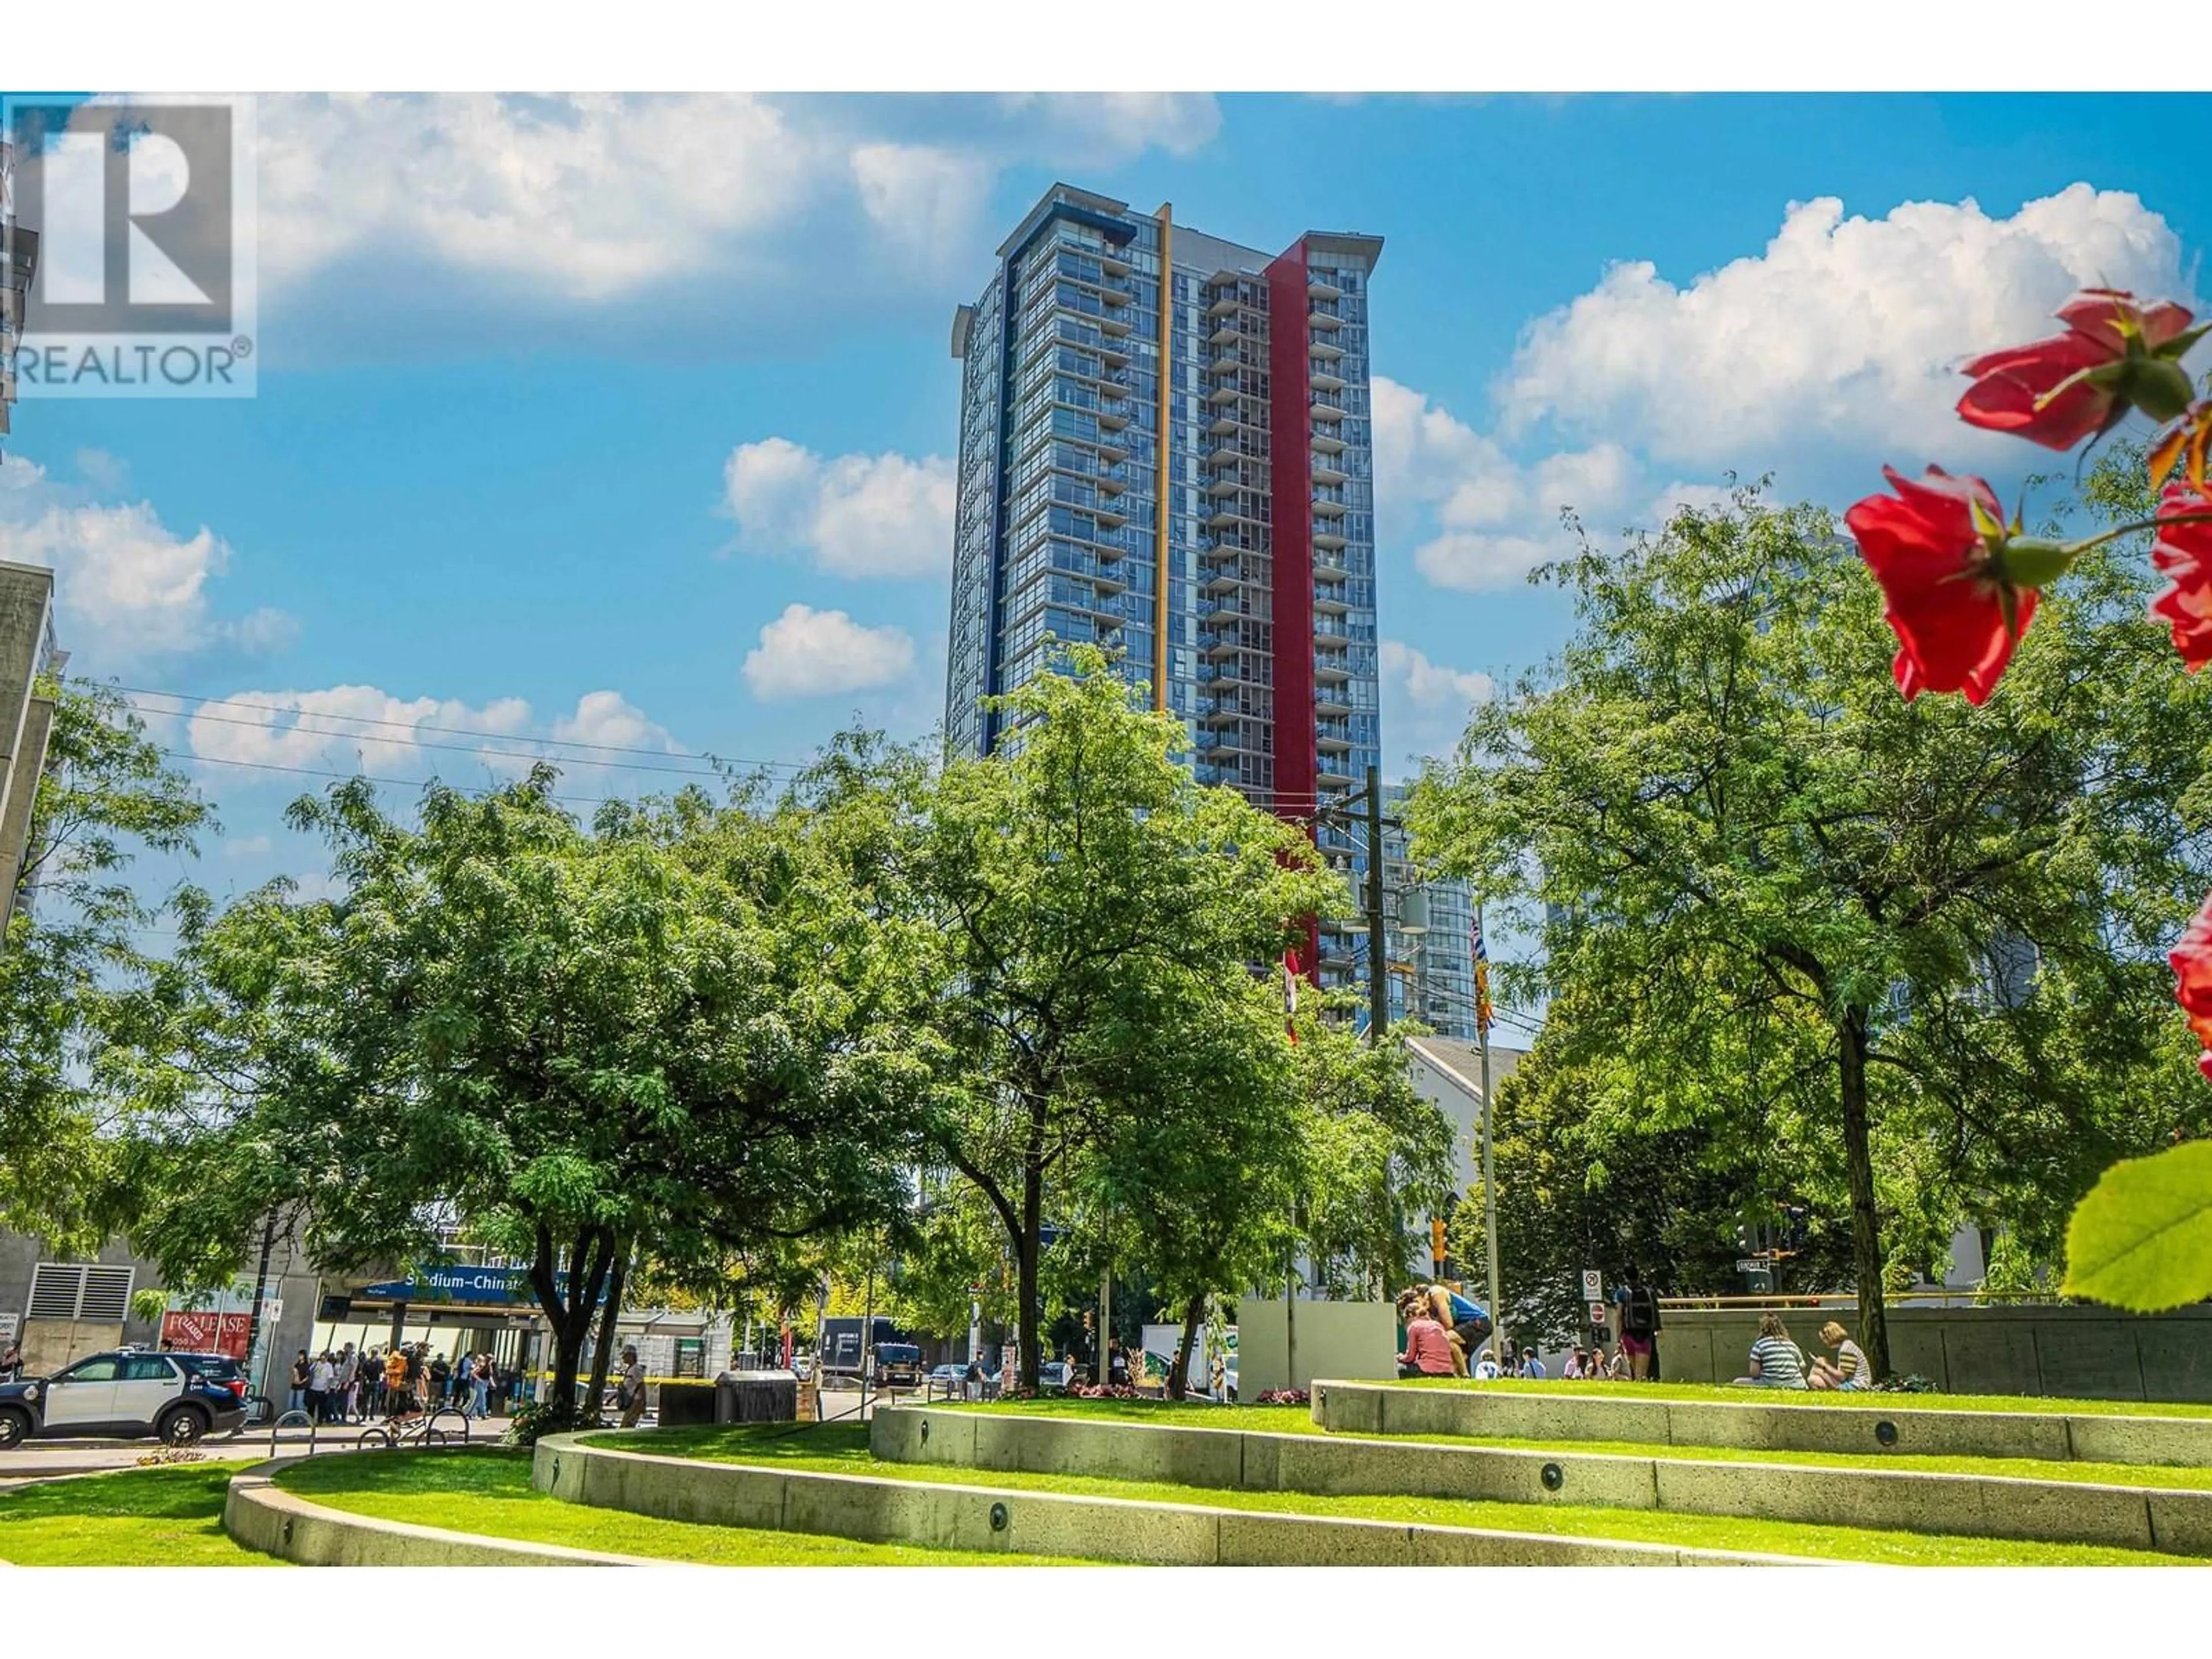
[1, 681, 213, 1248]
[1408, 483, 2212, 1375]
[908, 644, 1346, 1387]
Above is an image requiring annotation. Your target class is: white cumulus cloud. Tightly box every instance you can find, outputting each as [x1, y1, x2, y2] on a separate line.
[724, 437, 953, 579]
[1382, 640, 1495, 712]
[0, 454, 294, 666]
[183, 685, 683, 795]
[742, 604, 916, 701]
[1380, 640, 1497, 768]
[1373, 377, 1635, 592]
[1497, 183, 2196, 465]
[258, 93, 814, 304]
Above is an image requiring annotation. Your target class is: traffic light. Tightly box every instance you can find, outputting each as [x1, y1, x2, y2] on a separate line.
[1430, 1216, 1448, 1266]
[1783, 1205, 1809, 1251]
[1082, 1310, 1094, 1334]
[1733, 1223, 1752, 1255]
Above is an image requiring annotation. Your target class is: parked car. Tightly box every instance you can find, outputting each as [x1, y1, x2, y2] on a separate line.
[926, 1363, 969, 1389]
[1037, 1362, 1071, 1390]
[0, 1348, 249, 1448]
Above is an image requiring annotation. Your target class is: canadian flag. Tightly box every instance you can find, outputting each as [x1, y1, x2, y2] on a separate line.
[1283, 948, 1301, 1043]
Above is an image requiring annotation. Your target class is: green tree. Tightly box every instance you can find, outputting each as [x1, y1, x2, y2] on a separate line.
[1457, 990, 1859, 1347]
[914, 646, 1341, 1388]
[1, 680, 213, 1246]
[1408, 486, 2212, 1377]
[1085, 974, 1302, 1398]
[128, 763, 930, 1427]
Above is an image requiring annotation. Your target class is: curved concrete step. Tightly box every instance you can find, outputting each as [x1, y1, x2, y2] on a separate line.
[532, 1430, 1820, 1567]
[875, 1406, 2212, 1557]
[222, 1456, 665, 1567]
[1313, 1381, 2212, 1468]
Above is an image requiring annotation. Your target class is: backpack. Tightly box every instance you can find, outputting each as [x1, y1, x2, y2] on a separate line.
[1623, 1284, 1661, 1337]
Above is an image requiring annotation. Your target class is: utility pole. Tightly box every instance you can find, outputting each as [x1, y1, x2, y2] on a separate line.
[1309, 766, 1402, 1046]
[1476, 899, 1503, 1368]
[1364, 764, 1388, 1041]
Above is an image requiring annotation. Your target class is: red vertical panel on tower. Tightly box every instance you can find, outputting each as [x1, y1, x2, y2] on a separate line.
[1266, 240, 1315, 825]
[1266, 241, 1321, 982]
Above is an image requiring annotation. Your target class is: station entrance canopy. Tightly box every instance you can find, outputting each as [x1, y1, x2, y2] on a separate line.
[326, 1263, 610, 1326]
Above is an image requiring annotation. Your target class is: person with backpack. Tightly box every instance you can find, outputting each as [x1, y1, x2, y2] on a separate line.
[1431, 1284, 1492, 1373]
[386, 1344, 414, 1420]
[1612, 1263, 1662, 1381]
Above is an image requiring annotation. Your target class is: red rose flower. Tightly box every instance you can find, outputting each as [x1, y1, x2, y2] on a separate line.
[2169, 892, 2212, 1083]
[1846, 465, 2043, 706]
[1957, 289, 2200, 451]
[2152, 484, 2212, 670]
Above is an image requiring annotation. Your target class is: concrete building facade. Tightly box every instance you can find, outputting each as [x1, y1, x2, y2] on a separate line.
[1406, 1033, 1528, 1207]
[1, 560, 58, 937]
[1, 134, 33, 457]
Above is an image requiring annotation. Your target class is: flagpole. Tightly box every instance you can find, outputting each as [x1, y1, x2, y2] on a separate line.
[1476, 902, 1503, 1367]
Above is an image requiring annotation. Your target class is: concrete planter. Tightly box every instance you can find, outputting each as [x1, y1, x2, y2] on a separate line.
[531, 1431, 1804, 1566]
[1311, 1381, 2212, 1467]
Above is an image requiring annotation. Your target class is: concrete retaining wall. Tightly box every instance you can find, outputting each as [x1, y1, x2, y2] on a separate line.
[223, 1457, 656, 1566]
[1312, 1381, 2212, 1468]
[1656, 1304, 2212, 1402]
[532, 1431, 1800, 1566]
[876, 1406, 2212, 1556]
[1235, 1297, 1396, 1395]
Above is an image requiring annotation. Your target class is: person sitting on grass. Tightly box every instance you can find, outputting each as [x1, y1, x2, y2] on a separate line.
[1397, 1299, 1459, 1378]
[1733, 1312, 1808, 1388]
[1808, 1321, 1873, 1391]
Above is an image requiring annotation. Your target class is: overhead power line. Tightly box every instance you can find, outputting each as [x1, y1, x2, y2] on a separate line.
[154, 747, 627, 809]
[160, 705, 733, 782]
[99, 682, 815, 775]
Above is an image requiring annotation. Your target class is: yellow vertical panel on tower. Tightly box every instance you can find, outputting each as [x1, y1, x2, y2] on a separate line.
[1153, 203, 1174, 713]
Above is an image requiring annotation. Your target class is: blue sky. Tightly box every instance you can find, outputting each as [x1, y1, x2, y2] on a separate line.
[4, 91, 2210, 912]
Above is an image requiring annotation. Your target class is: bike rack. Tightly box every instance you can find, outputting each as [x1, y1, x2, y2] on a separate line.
[267, 1408, 315, 1459]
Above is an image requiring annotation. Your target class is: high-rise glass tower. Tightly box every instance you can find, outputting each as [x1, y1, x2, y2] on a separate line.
[946, 183, 1384, 987]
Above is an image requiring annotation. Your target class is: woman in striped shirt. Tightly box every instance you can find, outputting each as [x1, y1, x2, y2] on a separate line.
[1810, 1321, 1873, 1391]
[1732, 1313, 1808, 1388]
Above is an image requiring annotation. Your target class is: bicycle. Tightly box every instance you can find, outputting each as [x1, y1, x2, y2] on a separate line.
[356, 1405, 472, 1451]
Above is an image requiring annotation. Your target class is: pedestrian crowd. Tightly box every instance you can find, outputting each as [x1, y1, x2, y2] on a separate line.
[287, 1342, 518, 1423]
[1393, 1267, 1669, 1383]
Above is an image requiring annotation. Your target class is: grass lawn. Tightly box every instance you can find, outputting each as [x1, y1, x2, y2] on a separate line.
[0, 1461, 282, 1566]
[1384, 1377, 2212, 1418]
[595, 1423, 2196, 1566]
[276, 1449, 1085, 1566]
[926, 1397, 2212, 1489]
